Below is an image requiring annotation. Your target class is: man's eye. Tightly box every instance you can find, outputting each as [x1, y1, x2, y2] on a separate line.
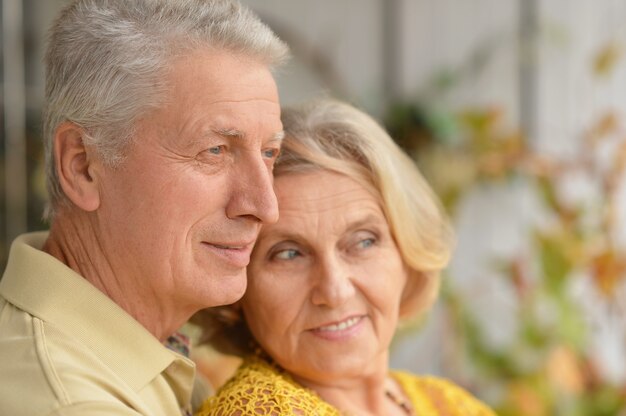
[208, 145, 225, 155]
[263, 148, 280, 159]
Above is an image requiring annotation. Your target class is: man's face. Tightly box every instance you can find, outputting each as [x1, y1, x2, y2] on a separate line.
[94, 49, 282, 316]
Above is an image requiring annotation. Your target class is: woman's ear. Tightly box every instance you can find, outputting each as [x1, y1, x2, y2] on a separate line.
[398, 266, 418, 318]
[54, 122, 101, 212]
[399, 268, 438, 319]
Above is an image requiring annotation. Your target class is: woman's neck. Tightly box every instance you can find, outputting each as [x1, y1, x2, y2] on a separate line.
[292, 368, 412, 416]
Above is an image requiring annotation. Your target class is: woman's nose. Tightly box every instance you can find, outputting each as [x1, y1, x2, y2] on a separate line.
[310, 257, 356, 307]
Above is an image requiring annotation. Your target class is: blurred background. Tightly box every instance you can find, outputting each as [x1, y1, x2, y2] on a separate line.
[2, 1, 626, 414]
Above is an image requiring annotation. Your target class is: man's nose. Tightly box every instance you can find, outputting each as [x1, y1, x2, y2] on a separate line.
[226, 152, 279, 224]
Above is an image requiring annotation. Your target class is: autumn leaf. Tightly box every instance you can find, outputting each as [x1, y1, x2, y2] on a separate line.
[591, 250, 626, 298]
[546, 345, 584, 395]
[593, 42, 622, 77]
[585, 112, 619, 146]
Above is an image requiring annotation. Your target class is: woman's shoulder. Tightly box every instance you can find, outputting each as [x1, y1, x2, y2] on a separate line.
[196, 356, 340, 416]
[392, 370, 497, 416]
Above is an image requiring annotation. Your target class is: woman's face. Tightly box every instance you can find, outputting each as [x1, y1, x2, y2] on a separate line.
[242, 170, 408, 386]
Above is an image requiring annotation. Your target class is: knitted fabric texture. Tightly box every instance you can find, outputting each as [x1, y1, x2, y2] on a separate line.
[196, 355, 496, 415]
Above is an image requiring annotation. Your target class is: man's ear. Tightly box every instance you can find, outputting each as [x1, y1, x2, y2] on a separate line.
[54, 122, 101, 212]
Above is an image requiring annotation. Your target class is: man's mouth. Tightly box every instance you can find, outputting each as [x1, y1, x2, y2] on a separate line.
[211, 243, 247, 250]
[202, 241, 255, 268]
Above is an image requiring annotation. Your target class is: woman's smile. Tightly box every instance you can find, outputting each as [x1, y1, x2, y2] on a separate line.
[309, 315, 367, 340]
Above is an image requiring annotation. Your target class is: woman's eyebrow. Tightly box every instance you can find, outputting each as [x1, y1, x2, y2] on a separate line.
[345, 213, 385, 231]
[255, 231, 302, 247]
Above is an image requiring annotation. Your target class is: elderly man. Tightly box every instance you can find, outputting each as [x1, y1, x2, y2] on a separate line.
[0, 0, 288, 415]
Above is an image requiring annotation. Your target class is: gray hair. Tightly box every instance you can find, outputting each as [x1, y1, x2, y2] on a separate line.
[194, 99, 453, 357]
[43, 0, 289, 218]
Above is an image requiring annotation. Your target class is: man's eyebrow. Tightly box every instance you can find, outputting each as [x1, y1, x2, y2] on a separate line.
[211, 129, 285, 142]
[273, 131, 285, 141]
[213, 128, 244, 139]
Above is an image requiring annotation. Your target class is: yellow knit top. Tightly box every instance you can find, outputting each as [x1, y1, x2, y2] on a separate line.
[196, 355, 496, 416]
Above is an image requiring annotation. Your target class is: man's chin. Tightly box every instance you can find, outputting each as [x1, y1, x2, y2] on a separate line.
[202, 271, 248, 307]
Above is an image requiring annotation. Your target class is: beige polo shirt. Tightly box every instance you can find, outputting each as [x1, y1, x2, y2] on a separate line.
[0, 232, 195, 415]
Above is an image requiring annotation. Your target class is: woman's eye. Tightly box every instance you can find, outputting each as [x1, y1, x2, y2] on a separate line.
[357, 238, 375, 249]
[348, 230, 378, 253]
[273, 248, 300, 261]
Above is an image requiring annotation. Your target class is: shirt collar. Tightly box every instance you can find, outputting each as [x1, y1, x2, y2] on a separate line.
[0, 232, 195, 405]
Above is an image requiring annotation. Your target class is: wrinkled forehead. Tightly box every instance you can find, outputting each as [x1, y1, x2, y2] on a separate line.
[271, 171, 384, 228]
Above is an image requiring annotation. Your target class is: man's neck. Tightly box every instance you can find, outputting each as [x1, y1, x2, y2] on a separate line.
[42, 212, 185, 342]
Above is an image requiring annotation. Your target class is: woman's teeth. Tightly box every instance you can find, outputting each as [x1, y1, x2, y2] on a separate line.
[318, 316, 361, 332]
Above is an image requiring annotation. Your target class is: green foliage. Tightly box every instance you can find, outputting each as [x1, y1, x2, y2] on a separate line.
[384, 54, 626, 414]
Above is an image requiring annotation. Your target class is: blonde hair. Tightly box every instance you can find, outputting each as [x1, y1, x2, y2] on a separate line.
[194, 99, 453, 356]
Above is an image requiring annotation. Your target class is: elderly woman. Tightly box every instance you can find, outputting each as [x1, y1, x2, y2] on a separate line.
[195, 99, 495, 415]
